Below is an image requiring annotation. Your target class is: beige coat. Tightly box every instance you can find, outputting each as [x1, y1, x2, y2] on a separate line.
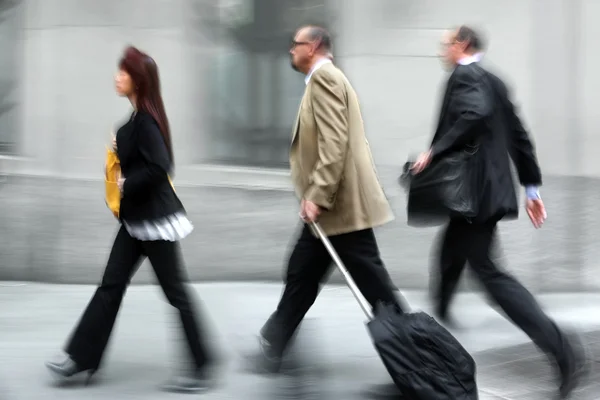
[290, 62, 394, 236]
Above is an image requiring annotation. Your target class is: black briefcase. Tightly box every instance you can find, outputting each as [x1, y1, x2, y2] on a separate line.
[399, 147, 481, 227]
[311, 222, 479, 400]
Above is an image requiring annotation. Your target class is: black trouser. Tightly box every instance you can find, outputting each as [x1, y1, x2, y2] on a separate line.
[65, 226, 212, 370]
[434, 218, 572, 365]
[261, 224, 403, 355]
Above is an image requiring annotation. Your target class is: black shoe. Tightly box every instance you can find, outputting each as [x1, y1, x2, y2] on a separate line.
[557, 332, 590, 399]
[45, 356, 96, 385]
[433, 306, 462, 330]
[363, 382, 404, 399]
[242, 335, 283, 374]
[161, 368, 216, 394]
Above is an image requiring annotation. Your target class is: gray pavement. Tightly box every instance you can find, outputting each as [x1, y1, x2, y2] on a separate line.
[0, 282, 599, 400]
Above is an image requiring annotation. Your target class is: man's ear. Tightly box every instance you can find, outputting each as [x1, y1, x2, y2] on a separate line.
[310, 39, 323, 55]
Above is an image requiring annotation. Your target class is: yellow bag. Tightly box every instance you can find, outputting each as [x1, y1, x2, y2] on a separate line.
[104, 147, 175, 219]
[105, 147, 122, 218]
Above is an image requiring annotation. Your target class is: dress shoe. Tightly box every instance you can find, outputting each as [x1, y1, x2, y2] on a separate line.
[242, 335, 283, 374]
[557, 332, 590, 399]
[161, 367, 217, 394]
[433, 306, 462, 330]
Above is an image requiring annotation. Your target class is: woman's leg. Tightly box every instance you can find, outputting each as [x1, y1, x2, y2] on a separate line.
[143, 239, 215, 392]
[143, 240, 213, 367]
[64, 226, 143, 370]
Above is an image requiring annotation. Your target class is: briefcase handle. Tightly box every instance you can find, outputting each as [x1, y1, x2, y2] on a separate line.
[310, 222, 374, 320]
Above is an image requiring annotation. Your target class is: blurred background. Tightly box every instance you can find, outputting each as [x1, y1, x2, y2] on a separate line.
[0, 0, 599, 294]
[1, 2, 600, 400]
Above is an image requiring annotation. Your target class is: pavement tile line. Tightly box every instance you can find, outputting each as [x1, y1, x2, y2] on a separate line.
[474, 330, 600, 400]
[1, 283, 599, 399]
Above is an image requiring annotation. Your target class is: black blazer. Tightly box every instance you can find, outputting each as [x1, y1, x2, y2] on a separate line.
[116, 111, 184, 222]
[430, 63, 542, 223]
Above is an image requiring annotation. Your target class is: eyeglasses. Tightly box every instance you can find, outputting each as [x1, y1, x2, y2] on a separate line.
[441, 41, 458, 48]
[290, 40, 311, 49]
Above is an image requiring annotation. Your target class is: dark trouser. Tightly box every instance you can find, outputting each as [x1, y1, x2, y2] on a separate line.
[65, 226, 212, 370]
[434, 218, 572, 365]
[261, 224, 403, 355]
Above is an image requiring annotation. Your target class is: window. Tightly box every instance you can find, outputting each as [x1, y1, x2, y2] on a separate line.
[192, 0, 333, 168]
[0, 0, 20, 155]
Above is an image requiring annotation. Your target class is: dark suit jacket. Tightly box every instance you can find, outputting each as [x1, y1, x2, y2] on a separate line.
[116, 111, 184, 222]
[431, 63, 542, 222]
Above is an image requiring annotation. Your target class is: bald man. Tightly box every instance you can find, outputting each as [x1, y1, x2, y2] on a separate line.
[246, 25, 406, 373]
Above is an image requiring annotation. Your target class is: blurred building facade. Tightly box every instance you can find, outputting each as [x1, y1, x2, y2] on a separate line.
[1, 0, 599, 292]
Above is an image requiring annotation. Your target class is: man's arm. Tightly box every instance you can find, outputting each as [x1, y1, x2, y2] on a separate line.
[304, 70, 349, 210]
[505, 97, 542, 191]
[430, 67, 492, 158]
[496, 79, 545, 228]
[491, 75, 542, 198]
[509, 106, 546, 225]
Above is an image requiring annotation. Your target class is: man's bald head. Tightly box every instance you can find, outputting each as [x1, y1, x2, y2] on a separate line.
[290, 25, 333, 74]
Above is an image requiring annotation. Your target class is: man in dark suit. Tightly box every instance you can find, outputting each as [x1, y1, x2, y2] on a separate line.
[410, 26, 587, 399]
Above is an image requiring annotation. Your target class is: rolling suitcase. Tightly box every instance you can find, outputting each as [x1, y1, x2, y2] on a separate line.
[311, 222, 479, 399]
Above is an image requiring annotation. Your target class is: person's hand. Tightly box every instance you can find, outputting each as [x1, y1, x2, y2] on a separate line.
[112, 134, 117, 152]
[526, 198, 547, 229]
[299, 199, 321, 223]
[117, 178, 125, 197]
[411, 149, 433, 174]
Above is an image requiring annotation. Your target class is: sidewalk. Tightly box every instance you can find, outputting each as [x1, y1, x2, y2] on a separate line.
[0, 282, 598, 399]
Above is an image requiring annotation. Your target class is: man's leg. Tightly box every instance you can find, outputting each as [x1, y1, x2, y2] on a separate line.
[331, 228, 405, 313]
[432, 219, 467, 323]
[257, 224, 332, 369]
[464, 220, 586, 398]
[332, 228, 407, 399]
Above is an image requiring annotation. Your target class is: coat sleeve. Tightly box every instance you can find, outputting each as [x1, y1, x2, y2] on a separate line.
[502, 89, 542, 186]
[122, 114, 171, 197]
[303, 69, 349, 210]
[431, 68, 492, 158]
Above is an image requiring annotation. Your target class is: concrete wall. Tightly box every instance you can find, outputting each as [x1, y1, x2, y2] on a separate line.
[1, 0, 599, 292]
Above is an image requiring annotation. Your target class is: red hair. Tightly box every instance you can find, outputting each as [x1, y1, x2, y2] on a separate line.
[119, 46, 174, 164]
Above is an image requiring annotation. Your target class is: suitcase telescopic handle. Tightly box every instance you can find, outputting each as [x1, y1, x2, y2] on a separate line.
[310, 222, 374, 320]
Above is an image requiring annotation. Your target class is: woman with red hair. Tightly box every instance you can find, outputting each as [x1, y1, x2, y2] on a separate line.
[45, 46, 216, 393]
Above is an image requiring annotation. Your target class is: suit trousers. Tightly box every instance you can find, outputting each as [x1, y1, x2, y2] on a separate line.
[261, 224, 402, 355]
[65, 226, 212, 370]
[434, 218, 573, 365]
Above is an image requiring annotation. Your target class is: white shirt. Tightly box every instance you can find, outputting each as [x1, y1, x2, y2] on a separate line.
[124, 212, 193, 242]
[305, 58, 332, 85]
[457, 52, 484, 66]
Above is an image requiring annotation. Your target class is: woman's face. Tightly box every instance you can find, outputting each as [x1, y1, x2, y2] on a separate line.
[115, 68, 134, 96]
